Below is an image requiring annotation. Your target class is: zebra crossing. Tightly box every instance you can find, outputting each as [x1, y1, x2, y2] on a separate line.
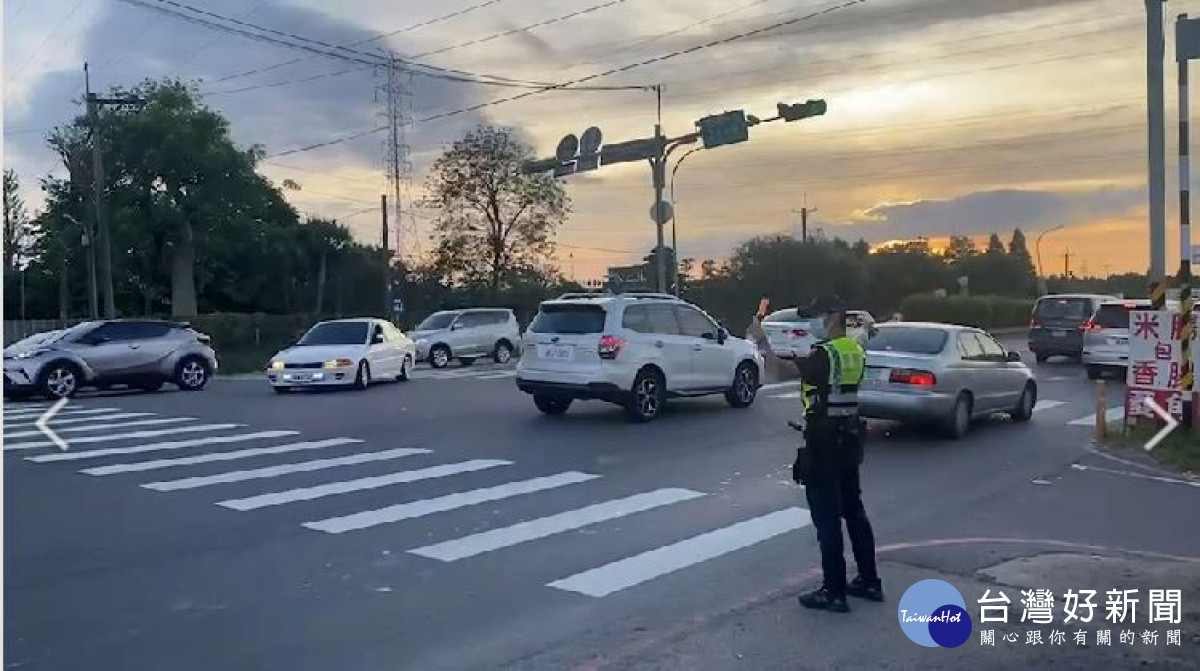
[410, 365, 518, 382]
[3, 401, 807, 599]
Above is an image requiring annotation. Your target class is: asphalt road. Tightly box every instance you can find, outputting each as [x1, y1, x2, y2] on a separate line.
[5, 337, 1198, 670]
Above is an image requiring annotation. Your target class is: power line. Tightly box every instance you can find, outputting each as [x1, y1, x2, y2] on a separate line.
[114, 0, 596, 90]
[9, 0, 87, 80]
[163, 0, 271, 80]
[410, 0, 633, 60]
[214, 0, 513, 84]
[266, 0, 869, 158]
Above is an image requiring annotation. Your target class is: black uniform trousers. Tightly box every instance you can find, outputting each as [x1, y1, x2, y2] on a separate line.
[802, 417, 878, 596]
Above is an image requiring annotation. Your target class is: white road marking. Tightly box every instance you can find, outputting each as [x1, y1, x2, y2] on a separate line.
[217, 459, 512, 511]
[1032, 400, 1066, 413]
[4, 411, 154, 428]
[475, 371, 517, 380]
[547, 507, 810, 598]
[27, 431, 297, 462]
[5, 417, 192, 439]
[770, 391, 801, 399]
[303, 471, 600, 534]
[1070, 463, 1200, 489]
[7, 423, 240, 450]
[5, 407, 118, 420]
[759, 381, 799, 392]
[1067, 406, 1126, 426]
[81, 438, 364, 476]
[409, 488, 705, 562]
[144, 447, 432, 491]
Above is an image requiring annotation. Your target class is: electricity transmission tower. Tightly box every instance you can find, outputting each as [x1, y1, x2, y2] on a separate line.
[377, 53, 416, 262]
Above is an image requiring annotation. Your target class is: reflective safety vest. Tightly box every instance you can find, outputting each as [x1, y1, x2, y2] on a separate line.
[801, 336, 865, 419]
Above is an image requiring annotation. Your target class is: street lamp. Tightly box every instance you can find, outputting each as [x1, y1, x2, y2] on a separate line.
[1035, 225, 1065, 278]
[669, 147, 703, 296]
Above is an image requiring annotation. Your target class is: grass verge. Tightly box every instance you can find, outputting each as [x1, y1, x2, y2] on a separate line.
[1103, 422, 1200, 475]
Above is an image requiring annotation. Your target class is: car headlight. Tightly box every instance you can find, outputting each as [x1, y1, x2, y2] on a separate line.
[323, 358, 354, 369]
[13, 348, 50, 360]
[269, 360, 285, 371]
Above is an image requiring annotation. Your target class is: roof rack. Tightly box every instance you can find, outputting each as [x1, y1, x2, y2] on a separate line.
[619, 291, 679, 300]
[555, 291, 609, 300]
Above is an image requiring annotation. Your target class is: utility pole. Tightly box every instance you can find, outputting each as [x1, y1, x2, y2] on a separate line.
[381, 194, 390, 317]
[651, 85, 669, 294]
[1149, 0, 1168, 283]
[84, 63, 142, 319]
[1063, 248, 1073, 278]
[793, 195, 817, 242]
[64, 213, 98, 318]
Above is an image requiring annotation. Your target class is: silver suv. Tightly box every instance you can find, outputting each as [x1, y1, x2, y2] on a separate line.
[411, 308, 522, 368]
[3, 320, 218, 399]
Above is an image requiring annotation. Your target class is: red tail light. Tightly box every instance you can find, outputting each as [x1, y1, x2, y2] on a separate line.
[889, 368, 937, 386]
[789, 328, 809, 338]
[1082, 320, 1101, 331]
[598, 335, 623, 360]
[1029, 317, 1039, 328]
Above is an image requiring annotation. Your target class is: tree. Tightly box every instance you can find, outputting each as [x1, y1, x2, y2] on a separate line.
[945, 235, 977, 264]
[986, 233, 1006, 255]
[426, 125, 569, 294]
[3, 169, 37, 273]
[700, 259, 719, 279]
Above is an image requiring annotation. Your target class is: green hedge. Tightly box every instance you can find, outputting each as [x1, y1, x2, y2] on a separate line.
[187, 313, 326, 374]
[898, 294, 1034, 329]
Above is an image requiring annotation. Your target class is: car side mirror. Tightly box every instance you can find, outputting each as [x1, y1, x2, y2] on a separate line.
[717, 327, 729, 345]
[450, 323, 460, 331]
[1006, 351, 1022, 363]
[372, 333, 385, 344]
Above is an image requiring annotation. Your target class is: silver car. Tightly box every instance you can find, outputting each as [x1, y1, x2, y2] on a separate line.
[1082, 300, 1148, 380]
[762, 308, 876, 359]
[411, 308, 522, 368]
[858, 322, 1036, 439]
[3, 320, 218, 399]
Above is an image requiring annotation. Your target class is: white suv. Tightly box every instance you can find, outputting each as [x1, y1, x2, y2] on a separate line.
[516, 293, 764, 422]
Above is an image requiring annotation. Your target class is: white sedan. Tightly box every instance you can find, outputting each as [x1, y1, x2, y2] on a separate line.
[266, 318, 415, 393]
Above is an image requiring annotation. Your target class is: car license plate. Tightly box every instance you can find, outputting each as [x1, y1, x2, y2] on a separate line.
[1111, 337, 1128, 346]
[865, 368, 887, 382]
[1051, 329, 1068, 337]
[538, 344, 573, 360]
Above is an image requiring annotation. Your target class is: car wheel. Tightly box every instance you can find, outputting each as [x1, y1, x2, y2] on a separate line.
[725, 362, 759, 408]
[353, 361, 371, 390]
[493, 341, 514, 364]
[430, 345, 451, 369]
[38, 362, 80, 399]
[534, 395, 572, 416]
[140, 380, 165, 393]
[175, 356, 210, 391]
[1011, 383, 1036, 422]
[397, 355, 412, 382]
[1034, 352, 1049, 364]
[1086, 365, 1102, 381]
[945, 393, 972, 439]
[459, 357, 476, 367]
[626, 368, 666, 423]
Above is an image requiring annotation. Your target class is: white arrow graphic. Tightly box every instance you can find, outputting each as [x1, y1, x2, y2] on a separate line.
[1143, 399, 1180, 452]
[34, 398, 71, 452]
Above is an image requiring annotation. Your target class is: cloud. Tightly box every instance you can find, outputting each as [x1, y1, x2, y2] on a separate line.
[846, 187, 1143, 240]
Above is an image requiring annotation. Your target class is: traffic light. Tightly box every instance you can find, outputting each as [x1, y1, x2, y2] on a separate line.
[777, 99, 827, 122]
[696, 110, 750, 149]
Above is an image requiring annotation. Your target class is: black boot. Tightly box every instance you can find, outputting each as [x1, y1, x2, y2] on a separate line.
[846, 576, 884, 602]
[798, 586, 850, 613]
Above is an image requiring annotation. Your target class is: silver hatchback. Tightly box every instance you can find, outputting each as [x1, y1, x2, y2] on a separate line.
[3, 320, 218, 399]
[858, 322, 1036, 439]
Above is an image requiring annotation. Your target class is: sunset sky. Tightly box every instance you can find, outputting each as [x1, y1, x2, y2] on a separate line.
[5, 0, 1198, 281]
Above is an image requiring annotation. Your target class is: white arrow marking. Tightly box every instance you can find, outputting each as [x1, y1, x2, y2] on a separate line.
[34, 398, 71, 452]
[1143, 399, 1180, 452]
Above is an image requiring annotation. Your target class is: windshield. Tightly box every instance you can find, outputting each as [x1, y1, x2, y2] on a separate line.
[529, 305, 606, 334]
[1035, 297, 1094, 322]
[1094, 305, 1137, 329]
[416, 312, 457, 331]
[297, 322, 369, 346]
[764, 309, 805, 323]
[866, 327, 949, 355]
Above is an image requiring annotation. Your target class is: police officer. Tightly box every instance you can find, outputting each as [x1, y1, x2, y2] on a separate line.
[792, 295, 883, 613]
